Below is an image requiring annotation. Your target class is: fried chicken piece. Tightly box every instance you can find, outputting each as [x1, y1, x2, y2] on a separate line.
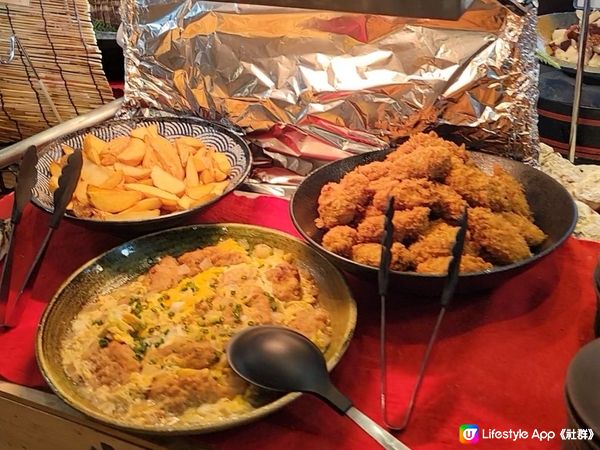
[372, 178, 438, 212]
[390, 145, 453, 181]
[351, 242, 412, 270]
[322, 226, 358, 257]
[356, 207, 430, 244]
[315, 172, 371, 228]
[409, 221, 479, 264]
[446, 163, 532, 218]
[356, 160, 391, 181]
[416, 255, 493, 274]
[500, 212, 546, 247]
[431, 183, 467, 221]
[490, 165, 532, 218]
[356, 216, 385, 243]
[315, 182, 358, 229]
[468, 207, 532, 265]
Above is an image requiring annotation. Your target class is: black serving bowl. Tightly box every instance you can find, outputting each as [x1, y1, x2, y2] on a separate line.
[290, 149, 577, 296]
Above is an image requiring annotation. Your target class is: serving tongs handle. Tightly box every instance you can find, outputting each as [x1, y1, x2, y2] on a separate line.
[380, 205, 468, 431]
[0, 146, 38, 327]
[4, 151, 82, 328]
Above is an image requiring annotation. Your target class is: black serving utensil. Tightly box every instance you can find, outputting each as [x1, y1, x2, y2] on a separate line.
[380, 205, 468, 430]
[4, 150, 82, 327]
[0, 146, 38, 327]
[228, 326, 411, 450]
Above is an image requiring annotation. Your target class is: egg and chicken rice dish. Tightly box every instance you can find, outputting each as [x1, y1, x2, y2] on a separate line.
[60, 239, 332, 426]
[316, 132, 547, 274]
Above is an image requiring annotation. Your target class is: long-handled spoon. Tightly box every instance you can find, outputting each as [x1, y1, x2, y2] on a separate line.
[228, 325, 411, 450]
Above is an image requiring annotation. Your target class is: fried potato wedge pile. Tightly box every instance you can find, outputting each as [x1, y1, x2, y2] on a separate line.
[49, 125, 232, 221]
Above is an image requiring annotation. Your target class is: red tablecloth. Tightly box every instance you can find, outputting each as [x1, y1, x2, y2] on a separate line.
[0, 192, 599, 450]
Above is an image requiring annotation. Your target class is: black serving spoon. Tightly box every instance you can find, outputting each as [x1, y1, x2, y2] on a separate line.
[227, 325, 411, 450]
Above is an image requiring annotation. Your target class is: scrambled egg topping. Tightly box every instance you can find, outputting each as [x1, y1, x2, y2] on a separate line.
[61, 239, 332, 426]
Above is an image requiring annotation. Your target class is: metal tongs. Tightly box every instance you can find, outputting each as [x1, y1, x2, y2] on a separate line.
[0, 150, 82, 328]
[379, 197, 468, 430]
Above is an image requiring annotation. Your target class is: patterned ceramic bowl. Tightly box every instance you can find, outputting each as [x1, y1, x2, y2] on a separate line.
[32, 117, 252, 232]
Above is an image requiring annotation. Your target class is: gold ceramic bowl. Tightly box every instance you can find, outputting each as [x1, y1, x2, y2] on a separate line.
[36, 224, 357, 434]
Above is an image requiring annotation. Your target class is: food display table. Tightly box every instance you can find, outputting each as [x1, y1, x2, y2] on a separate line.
[0, 191, 599, 450]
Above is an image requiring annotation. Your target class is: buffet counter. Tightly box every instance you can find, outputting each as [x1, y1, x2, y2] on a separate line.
[0, 191, 599, 450]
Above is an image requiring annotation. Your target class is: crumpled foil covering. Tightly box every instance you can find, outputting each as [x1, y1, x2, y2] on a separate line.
[120, 0, 539, 165]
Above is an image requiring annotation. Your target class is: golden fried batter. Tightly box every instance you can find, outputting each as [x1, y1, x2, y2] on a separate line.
[390, 145, 453, 181]
[500, 212, 546, 247]
[491, 166, 532, 218]
[351, 242, 412, 271]
[355, 206, 430, 244]
[316, 182, 359, 229]
[372, 178, 438, 212]
[356, 160, 391, 181]
[409, 221, 479, 264]
[322, 226, 358, 257]
[468, 207, 531, 265]
[416, 255, 493, 274]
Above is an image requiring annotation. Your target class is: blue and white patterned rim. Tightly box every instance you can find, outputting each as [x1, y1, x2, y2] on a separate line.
[33, 117, 252, 223]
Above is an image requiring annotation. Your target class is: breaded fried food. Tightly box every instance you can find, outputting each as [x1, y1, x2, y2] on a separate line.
[315, 172, 371, 229]
[372, 178, 438, 212]
[416, 255, 493, 274]
[322, 226, 359, 257]
[491, 166, 532, 218]
[356, 207, 430, 243]
[351, 242, 412, 270]
[431, 183, 467, 221]
[446, 163, 532, 218]
[468, 207, 531, 265]
[500, 212, 547, 247]
[339, 171, 372, 206]
[357, 160, 391, 181]
[390, 145, 453, 181]
[409, 221, 479, 264]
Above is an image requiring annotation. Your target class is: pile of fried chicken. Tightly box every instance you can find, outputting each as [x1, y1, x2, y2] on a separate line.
[315, 132, 547, 274]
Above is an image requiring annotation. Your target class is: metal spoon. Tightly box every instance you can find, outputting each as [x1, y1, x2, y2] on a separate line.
[227, 326, 411, 450]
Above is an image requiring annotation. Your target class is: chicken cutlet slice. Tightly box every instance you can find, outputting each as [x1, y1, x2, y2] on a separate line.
[468, 207, 532, 265]
[415, 255, 493, 274]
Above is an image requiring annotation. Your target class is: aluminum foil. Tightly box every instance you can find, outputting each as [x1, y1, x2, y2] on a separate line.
[121, 0, 539, 165]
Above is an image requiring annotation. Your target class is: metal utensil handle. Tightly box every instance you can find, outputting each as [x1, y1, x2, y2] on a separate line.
[51, 151, 82, 229]
[13, 146, 38, 224]
[346, 407, 411, 450]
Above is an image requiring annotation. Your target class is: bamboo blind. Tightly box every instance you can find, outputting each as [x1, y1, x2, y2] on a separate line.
[89, 0, 121, 27]
[0, 0, 114, 144]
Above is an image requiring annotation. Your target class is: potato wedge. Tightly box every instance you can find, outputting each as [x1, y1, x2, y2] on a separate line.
[100, 153, 117, 166]
[200, 169, 215, 184]
[83, 134, 106, 165]
[96, 170, 124, 190]
[150, 166, 186, 196]
[106, 209, 161, 221]
[81, 159, 112, 187]
[49, 161, 62, 177]
[114, 162, 151, 179]
[107, 136, 131, 155]
[49, 175, 59, 192]
[148, 135, 185, 180]
[124, 183, 179, 202]
[185, 183, 214, 200]
[192, 151, 213, 173]
[175, 136, 206, 149]
[117, 138, 146, 166]
[129, 126, 149, 140]
[213, 168, 228, 182]
[61, 144, 75, 155]
[141, 140, 159, 169]
[185, 157, 199, 187]
[212, 152, 231, 174]
[122, 197, 162, 212]
[175, 141, 193, 166]
[74, 180, 89, 205]
[211, 180, 230, 196]
[177, 195, 194, 210]
[88, 186, 143, 213]
[146, 124, 159, 138]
